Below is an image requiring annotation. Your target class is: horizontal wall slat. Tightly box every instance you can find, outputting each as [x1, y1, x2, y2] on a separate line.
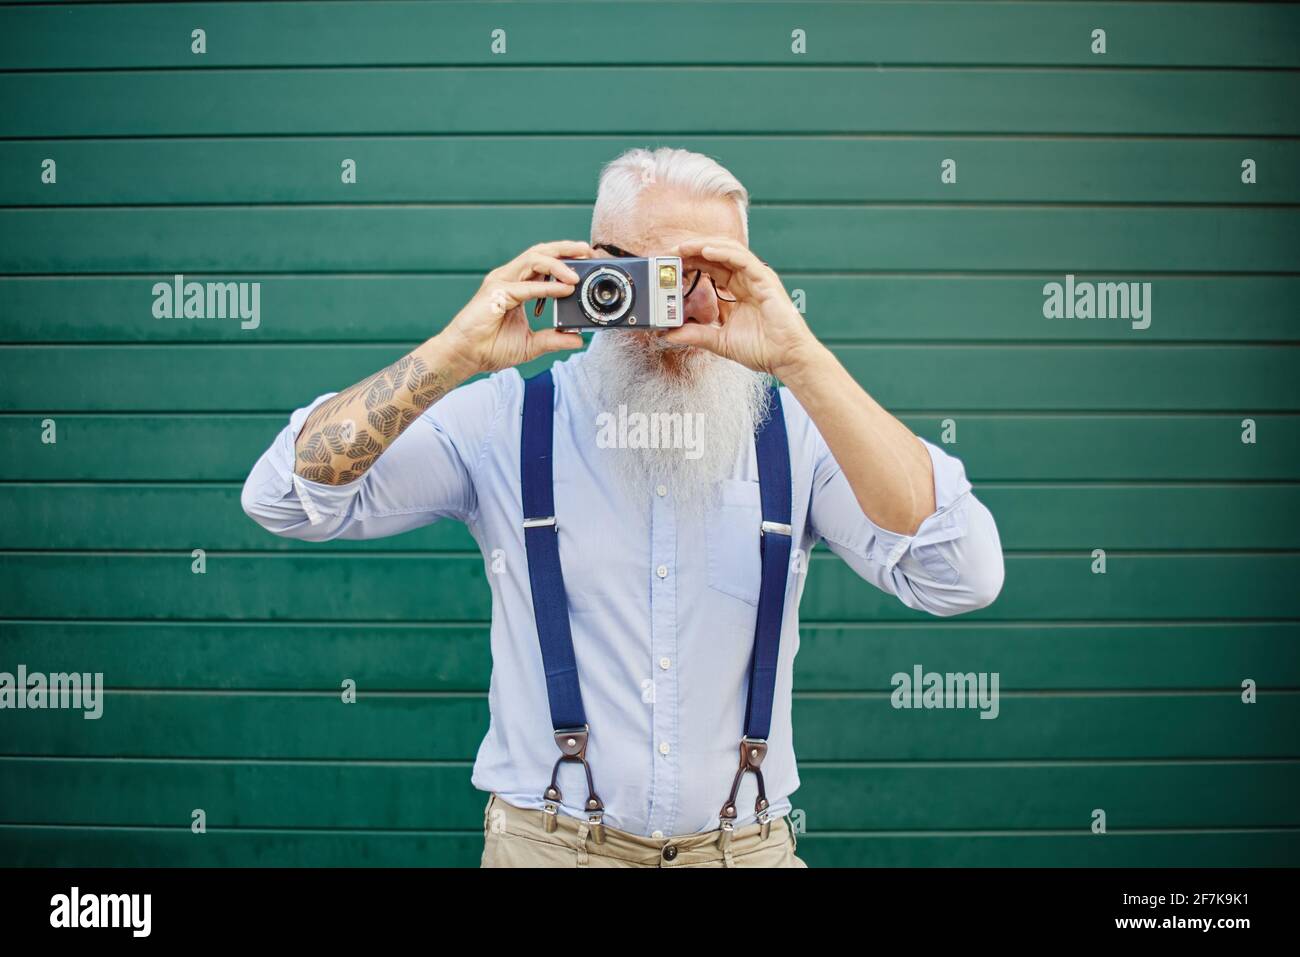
[4, 70, 1297, 137]
[2, 620, 1295, 692]
[0, 692, 1293, 760]
[796, 622, 1300, 692]
[803, 693, 1300, 761]
[5, 3, 1297, 69]
[3, 484, 1298, 551]
[3, 275, 1299, 344]
[0, 826, 485, 868]
[797, 764, 1300, 831]
[0, 621, 494, 692]
[799, 831, 1300, 868]
[4, 207, 1297, 273]
[2, 553, 1297, 621]
[0, 485, 478, 551]
[3, 759, 1296, 831]
[3, 414, 1292, 481]
[4, 825, 1296, 868]
[5, 138, 1299, 205]
[801, 553, 1300, 622]
[978, 484, 1300, 550]
[3, 344, 1293, 412]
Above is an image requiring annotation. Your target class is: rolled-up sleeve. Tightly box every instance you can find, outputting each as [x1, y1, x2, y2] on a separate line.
[808, 433, 1005, 617]
[240, 372, 504, 542]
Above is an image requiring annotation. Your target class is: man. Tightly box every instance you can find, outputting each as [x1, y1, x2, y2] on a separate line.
[242, 147, 1005, 868]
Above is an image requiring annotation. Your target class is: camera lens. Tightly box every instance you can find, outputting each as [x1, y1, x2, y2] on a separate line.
[580, 267, 634, 324]
[590, 275, 624, 312]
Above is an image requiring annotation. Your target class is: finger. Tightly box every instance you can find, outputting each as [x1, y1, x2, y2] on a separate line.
[496, 241, 593, 280]
[528, 328, 586, 358]
[678, 240, 763, 282]
[516, 253, 581, 285]
[673, 235, 745, 254]
[671, 236, 751, 269]
[529, 240, 597, 260]
[483, 280, 573, 318]
[679, 253, 737, 291]
[503, 279, 575, 301]
[506, 277, 575, 320]
[659, 322, 724, 354]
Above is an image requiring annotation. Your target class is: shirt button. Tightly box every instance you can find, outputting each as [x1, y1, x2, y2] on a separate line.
[656, 484, 668, 497]
[651, 830, 664, 840]
[662, 844, 678, 862]
[656, 565, 668, 579]
[659, 657, 671, 670]
[658, 741, 670, 756]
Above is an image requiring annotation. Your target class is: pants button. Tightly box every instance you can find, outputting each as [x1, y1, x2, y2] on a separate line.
[662, 844, 677, 862]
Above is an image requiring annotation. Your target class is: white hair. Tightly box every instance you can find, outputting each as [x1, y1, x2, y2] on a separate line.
[590, 147, 750, 243]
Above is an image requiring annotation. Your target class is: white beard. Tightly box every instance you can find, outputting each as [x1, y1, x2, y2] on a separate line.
[581, 330, 771, 516]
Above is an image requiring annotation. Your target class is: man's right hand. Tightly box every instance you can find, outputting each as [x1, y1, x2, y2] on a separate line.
[291, 242, 595, 486]
[437, 240, 598, 377]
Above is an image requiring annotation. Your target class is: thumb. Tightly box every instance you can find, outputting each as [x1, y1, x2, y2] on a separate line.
[528, 328, 586, 359]
[660, 322, 723, 354]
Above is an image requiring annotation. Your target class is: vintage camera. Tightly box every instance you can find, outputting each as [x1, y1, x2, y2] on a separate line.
[552, 256, 684, 331]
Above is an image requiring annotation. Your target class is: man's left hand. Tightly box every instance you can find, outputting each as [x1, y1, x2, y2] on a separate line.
[659, 237, 824, 379]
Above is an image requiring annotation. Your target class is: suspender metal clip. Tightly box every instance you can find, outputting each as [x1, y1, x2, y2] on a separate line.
[717, 736, 771, 845]
[542, 725, 606, 844]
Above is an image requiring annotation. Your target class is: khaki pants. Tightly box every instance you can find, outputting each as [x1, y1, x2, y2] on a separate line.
[480, 793, 807, 868]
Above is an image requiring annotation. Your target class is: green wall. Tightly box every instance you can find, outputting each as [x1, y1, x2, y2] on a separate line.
[1, 1, 1297, 867]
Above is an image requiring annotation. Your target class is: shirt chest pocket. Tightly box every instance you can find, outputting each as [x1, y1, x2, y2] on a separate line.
[705, 478, 763, 606]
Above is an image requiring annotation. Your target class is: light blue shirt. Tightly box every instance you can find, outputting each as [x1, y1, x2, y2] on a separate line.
[241, 349, 1004, 837]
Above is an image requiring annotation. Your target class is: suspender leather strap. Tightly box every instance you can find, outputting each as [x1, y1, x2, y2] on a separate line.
[520, 369, 604, 840]
[719, 386, 792, 842]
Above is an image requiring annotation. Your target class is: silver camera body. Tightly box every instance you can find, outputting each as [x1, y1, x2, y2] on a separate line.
[553, 256, 684, 332]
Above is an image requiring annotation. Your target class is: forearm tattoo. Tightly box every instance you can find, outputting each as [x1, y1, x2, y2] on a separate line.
[294, 353, 452, 485]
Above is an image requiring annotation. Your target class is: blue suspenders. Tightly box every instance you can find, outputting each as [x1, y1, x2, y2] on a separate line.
[520, 368, 792, 842]
[520, 371, 604, 838]
[720, 377, 793, 842]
